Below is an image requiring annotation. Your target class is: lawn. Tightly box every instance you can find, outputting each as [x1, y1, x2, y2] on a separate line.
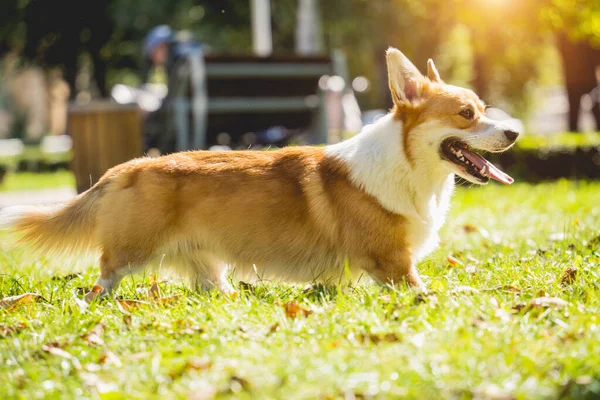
[0, 171, 75, 192]
[1, 179, 599, 399]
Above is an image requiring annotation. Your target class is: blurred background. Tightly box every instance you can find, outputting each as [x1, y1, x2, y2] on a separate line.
[0, 0, 599, 196]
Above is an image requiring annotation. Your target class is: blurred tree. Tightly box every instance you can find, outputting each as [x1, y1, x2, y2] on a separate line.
[320, 0, 456, 110]
[447, 0, 600, 127]
[452, 0, 550, 117]
[1, 0, 598, 130]
[540, 0, 600, 131]
[555, 33, 600, 131]
[0, 0, 26, 56]
[22, 0, 113, 98]
[541, 0, 600, 44]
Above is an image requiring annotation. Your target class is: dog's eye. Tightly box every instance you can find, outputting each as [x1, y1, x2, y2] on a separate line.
[459, 108, 474, 120]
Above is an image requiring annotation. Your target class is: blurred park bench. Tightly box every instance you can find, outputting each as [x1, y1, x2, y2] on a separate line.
[144, 53, 334, 153]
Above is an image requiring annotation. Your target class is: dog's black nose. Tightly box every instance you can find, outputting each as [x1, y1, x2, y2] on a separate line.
[504, 130, 519, 142]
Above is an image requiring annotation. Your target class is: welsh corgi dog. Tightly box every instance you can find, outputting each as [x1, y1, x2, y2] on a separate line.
[0, 48, 520, 296]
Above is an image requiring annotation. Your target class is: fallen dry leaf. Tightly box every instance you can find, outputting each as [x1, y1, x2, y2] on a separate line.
[98, 350, 122, 367]
[42, 343, 72, 359]
[84, 285, 103, 303]
[283, 301, 312, 318]
[513, 296, 569, 313]
[179, 326, 204, 335]
[530, 296, 568, 309]
[0, 293, 40, 310]
[447, 254, 464, 267]
[148, 279, 161, 300]
[267, 323, 280, 335]
[462, 224, 479, 234]
[462, 224, 490, 239]
[0, 323, 27, 338]
[168, 356, 214, 379]
[560, 267, 578, 285]
[356, 332, 400, 344]
[154, 294, 181, 306]
[173, 319, 204, 335]
[82, 323, 104, 346]
[117, 299, 150, 312]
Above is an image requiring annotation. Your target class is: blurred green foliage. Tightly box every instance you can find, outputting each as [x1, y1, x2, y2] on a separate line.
[1, 0, 599, 115]
[541, 0, 600, 44]
[517, 131, 600, 150]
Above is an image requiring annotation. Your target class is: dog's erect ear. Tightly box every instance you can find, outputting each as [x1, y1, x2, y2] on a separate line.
[386, 47, 425, 106]
[427, 59, 442, 83]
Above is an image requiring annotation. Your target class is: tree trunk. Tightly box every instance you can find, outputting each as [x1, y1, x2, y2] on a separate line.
[555, 33, 600, 132]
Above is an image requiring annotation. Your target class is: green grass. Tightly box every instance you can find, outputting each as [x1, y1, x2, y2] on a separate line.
[0, 171, 75, 192]
[517, 132, 600, 150]
[1, 180, 600, 399]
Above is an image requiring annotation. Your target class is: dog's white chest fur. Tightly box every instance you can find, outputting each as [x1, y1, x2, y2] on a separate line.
[405, 176, 454, 261]
[325, 114, 454, 262]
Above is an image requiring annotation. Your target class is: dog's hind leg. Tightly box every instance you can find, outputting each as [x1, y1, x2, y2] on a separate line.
[92, 250, 148, 298]
[184, 254, 234, 294]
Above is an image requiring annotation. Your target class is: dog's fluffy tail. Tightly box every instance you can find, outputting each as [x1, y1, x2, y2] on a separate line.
[0, 184, 105, 253]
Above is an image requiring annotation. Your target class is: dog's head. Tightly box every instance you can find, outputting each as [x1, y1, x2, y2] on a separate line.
[386, 47, 522, 185]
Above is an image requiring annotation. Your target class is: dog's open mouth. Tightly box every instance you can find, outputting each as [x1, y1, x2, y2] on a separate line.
[441, 138, 513, 185]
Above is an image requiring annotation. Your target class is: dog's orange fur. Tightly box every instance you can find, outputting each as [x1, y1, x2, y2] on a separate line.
[14, 147, 420, 292]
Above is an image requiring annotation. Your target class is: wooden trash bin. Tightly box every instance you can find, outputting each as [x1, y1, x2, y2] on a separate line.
[67, 101, 142, 194]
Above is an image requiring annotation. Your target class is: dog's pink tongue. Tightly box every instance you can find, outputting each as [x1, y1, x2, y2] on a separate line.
[485, 161, 514, 184]
[462, 149, 514, 185]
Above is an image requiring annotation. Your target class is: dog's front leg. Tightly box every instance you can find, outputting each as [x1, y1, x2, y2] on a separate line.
[366, 250, 424, 290]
